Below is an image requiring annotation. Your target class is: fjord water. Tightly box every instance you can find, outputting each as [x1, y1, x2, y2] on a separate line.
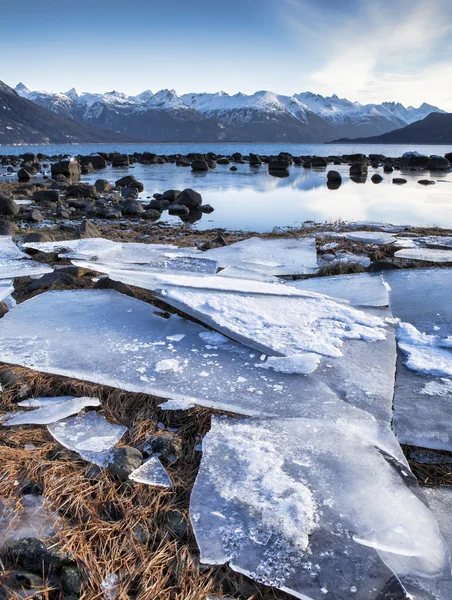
[2, 142, 452, 231]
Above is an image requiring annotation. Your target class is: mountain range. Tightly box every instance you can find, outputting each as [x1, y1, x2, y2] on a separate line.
[14, 82, 445, 143]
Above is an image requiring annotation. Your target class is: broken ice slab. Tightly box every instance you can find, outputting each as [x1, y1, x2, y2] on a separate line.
[317, 251, 371, 268]
[289, 272, 389, 308]
[0, 279, 14, 302]
[2, 397, 100, 426]
[394, 248, 452, 263]
[0, 289, 394, 421]
[156, 285, 388, 359]
[0, 235, 29, 261]
[48, 411, 127, 466]
[190, 413, 450, 600]
[0, 236, 53, 280]
[202, 237, 319, 275]
[317, 230, 396, 245]
[217, 265, 281, 283]
[395, 236, 452, 250]
[128, 456, 172, 487]
[18, 396, 75, 408]
[0, 494, 60, 550]
[384, 268, 452, 450]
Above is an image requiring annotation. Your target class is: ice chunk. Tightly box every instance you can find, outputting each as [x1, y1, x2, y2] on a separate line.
[100, 573, 119, 600]
[18, 396, 75, 407]
[0, 279, 14, 302]
[395, 237, 452, 249]
[384, 268, 452, 450]
[2, 397, 100, 426]
[0, 235, 29, 260]
[395, 248, 452, 263]
[0, 236, 53, 280]
[258, 354, 321, 374]
[203, 237, 318, 275]
[217, 265, 281, 283]
[48, 411, 127, 466]
[128, 456, 172, 487]
[156, 286, 388, 359]
[191, 414, 449, 599]
[0, 495, 60, 550]
[318, 231, 396, 245]
[72, 254, 218, 275]
[318, 251, 371, 268]
[289, 272, 389, 308]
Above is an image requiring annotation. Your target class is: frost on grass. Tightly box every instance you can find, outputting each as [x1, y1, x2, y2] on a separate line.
[1, 397, 100, 426]
[128, 456, 172, 488]
[0, 289, 395, 421]
[0, 236, 53, 280]
[0, 495, 60, 550]
[384, 268, 452, 450]
[289, 272, 389, 308]
[48, 411, 127, 466]
[203, 237, 319, 275]
[191, 413, 450, 600]
[395, 248, 452, 263]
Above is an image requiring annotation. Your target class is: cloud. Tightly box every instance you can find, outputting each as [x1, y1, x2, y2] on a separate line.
[279, 0, 452, 108]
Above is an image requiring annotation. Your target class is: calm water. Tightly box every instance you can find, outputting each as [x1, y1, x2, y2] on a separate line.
[0, 141, 452, 158]
[2, 143, 452, 231]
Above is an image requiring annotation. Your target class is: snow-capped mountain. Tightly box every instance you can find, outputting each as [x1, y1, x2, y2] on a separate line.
[15, 83, 445, 143]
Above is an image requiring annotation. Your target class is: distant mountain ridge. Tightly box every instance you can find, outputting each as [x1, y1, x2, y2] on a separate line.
[15, 82, 444, 143]
[332, 112, 452, 145]
[0, 81, 137, 144]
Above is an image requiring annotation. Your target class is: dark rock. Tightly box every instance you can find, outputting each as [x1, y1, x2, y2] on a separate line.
[200, 235, 227, 250]
[142, 209, 161, 221]
[51, 159, 81, 181]
[230, 166, 238, 171]
[326, 170, 342, 182]
[0, 302, 9, 319]
[12, 569, 44, 588]
[122, 200, 144, 215]
[311, 157, 328, 168]
[28, 271, 75, 292]
[327, 180, 341, 190]
[55, 207, 71, 219]
[176, 188, 202, 209]
[368, 260, 401, 272]
[269, 160, 290, 175]
[81, 154, 107, 169]
[107, 447, 143, 481]
[111, 154, 129, 167]
[144, 432, 182, 464]
[22, 153, 38, 164]
[81, 162, 94, 174]
[427, 156, 450, 171]
[121, 187, 139, 200]
[17, 167, 35, 181]
[371, 174, 384, 183]
[61, 566, 82, 596]
[24, 209, 44, 222]
[68, 199, 94, 210]
[166, 510, 188, 539]
[100, 208, 122, 219]
[115, 175, 144, 191]
[191, 160, 209, 171]
[0, 219, 17, 235]
[94, 179, 112, 193]
[149, 199, 170, 211]
[418, 179, 436, 185]
[199, 204, 214, 213]
[0, 195, 19, 216]
[168, 204, 190, 216]
[75, 219, 101, 238]
[400, 154, 429, 168]
[392, 178, 407, 185]
[349, 161, 368, 176]
[162, 189, 181, 201]
[32, 189, 60, 204]
[249, 153, 262, 166]
[23, 232, 55, 243]
[5, 538, 74, 575]
[95, 277, 135, 297]
[383, 165, 394, 173]
[66, 184, 99, 199]
[217, 158, 230, 165]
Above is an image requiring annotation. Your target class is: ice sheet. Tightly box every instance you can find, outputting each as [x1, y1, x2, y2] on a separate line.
[288, 272, 389, 307]
[395, 248, 452, 263]
[156, 286, 388, 359]
[384, 268, 452, 450]
[48, 411, 127, 466]
[2, 397, 100, 426]
[0, 289, 394, 421]
[128, 456, 172, 487]
[203, 237, 319, 275]
[317, 230, 396, 245]
[191, 414, 449, 600]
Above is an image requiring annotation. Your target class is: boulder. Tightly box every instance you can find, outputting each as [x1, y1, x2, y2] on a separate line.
[144, 432, 182, 463]
[32, 189, 60, 204]
[149, 199, 170, 211]
[371, 174, 383, 183]
[142, 209, 161, 221]
[0, 302, 9, 318]
[94, 179, 112, 193]
[200, 235, 227, 250]
[17, 167, 35, 181]
[349, 161, 368, 176]
[383, 165, 394, 173]
[0, 195, 19, 216]
[230, 166, 238, 171]
[327, 170, 342, 182]
[392, 178, 408, 185]
[23, 232, 54, 243]
[81, 154, 107, 169]
[269, 160, 290, 175]
[418, 179, 436, 185]
[249, 153, 262, 166]
[0, 219, 17, 235]
[55, 207, 71, 219]
[24, 209, 44, 222]
[217, 158, 230, 165]
[168, 204, 190, 216]
[191, 160, 209, 171]
[121, 187, 139, 200]
[22, 153, 37, 164]
[51, 158, 81, 181]
[199, 204, 214, 213]
[311, 157, 328, 168]
[95, 277, 135, 297]
[162, 189, 181, 201]
[75, 219, 101, 239]
[111, 154, 129, 167]
[122, 200, 144, 215]
[28, 271, 75, 292]
[115, 175, 144, 191]
[427, 156, 450, 171]
[445, 152, 452, 163]
[107, 447, 143, 481]
[176, 188, 202, 209]
[66, 184, 99, 199]
[81, 162, 94, 174]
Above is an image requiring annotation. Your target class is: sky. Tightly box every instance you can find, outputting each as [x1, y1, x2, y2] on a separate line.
[2, 0, 452, 109]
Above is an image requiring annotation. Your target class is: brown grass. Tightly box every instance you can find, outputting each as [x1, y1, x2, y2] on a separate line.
[0, 365, 293, 600]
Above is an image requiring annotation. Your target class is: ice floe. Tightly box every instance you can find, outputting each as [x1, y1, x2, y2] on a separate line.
[48, 411, 127, 466]
[1, 397, 100, 426]
[202, 236, 318, 275]
[190, 413, 450, 599]
[288, 272, 389, 307]
[395, 248, 452, 263]
[384, 268, 452, 450]
[0, 289, 394, 420]
[128, 456, 172, 487]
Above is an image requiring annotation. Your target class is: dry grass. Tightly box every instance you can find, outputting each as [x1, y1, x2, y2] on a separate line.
[316, 262, 367, 277]
[0, 365, 293, 600]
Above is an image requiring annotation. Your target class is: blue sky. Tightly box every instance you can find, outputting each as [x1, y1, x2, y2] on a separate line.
[2, 0, 452, 109]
